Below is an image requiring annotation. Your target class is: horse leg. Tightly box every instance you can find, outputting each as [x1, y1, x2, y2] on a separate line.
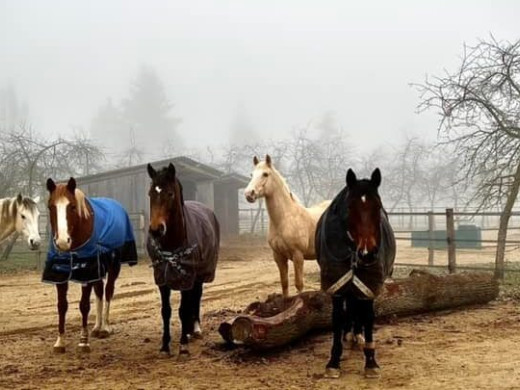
[292, 252, 304, 294]
[273, 251, 289, 297]
[191, 281, 204, 339]
[159, 285, 172, 355]
[91, 281, 105, 338]
[78, 283, 93, 352]
[53, 283, 68, 353]
[343, 295, 355, 356]
[360, 299, 380, 379]
[102, 260, 121, 336]
[178, 289, 193, 357]
[324, 295, 345, 378]
[345, 296, 365, 350]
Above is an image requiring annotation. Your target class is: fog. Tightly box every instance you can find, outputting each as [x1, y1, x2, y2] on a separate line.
[1, 0, 519, 160]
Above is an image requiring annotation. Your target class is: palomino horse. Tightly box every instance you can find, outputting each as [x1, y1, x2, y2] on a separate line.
[146, 163, 219, 357]
[0, 194, 41, 249]
[244, 155, 330, 297]
[43, 178, 138, 353]
[316, 168, 396, 379]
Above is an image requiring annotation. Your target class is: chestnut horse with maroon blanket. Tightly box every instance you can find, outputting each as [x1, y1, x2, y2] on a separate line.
[43, 178, 137, 353]
[146, 163, 220, 357]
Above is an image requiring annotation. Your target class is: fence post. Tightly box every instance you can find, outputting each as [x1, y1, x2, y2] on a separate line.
[446, 208, 456, 274]
[428, 211, 434, 266]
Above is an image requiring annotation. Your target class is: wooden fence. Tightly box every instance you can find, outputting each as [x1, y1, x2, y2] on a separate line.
[239, 207, 520, 276]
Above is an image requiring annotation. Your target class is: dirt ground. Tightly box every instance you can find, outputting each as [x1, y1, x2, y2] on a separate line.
[1, 239, 519, 390]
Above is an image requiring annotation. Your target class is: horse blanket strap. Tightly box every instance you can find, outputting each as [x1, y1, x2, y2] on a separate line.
[150, 240, 197, 267]
[326, 270, 353, 295]
[42, 197, 138, 285]
[326, 269, 375, 299]
[148, 200, 219, 291]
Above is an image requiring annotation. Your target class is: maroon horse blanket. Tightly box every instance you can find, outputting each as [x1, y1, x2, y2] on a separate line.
[148, 201, 220, 290]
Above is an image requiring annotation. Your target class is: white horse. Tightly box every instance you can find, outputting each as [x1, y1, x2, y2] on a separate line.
[0, 194, 41, 250]
[244, 155, 331, 297]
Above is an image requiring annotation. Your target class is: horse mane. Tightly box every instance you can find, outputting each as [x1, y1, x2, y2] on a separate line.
[262, 162, 300, 203]
[54, 185, 91, 219]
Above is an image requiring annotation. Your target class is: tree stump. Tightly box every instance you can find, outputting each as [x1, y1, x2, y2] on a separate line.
[218, 270, 499, 350]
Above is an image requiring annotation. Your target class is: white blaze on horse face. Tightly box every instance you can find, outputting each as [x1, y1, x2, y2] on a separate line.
[361, 195, 366, 203]
[244, 164, 269, 203]
[55, 198, 71, 251]
[18, 204, 41, 250]
[155, 186, 162, 194]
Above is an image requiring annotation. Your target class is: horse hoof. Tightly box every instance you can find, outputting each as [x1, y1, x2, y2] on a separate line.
[364, 367, 381, 379]
[159, 349, 171, 357]
[78, 343, 91, 353]
[53, 345, 66, 354]
[324, 367, 341, 379]
[92, 328, 110, 339]
[177, 349, 190, 361]
[192, 330, 203, 340]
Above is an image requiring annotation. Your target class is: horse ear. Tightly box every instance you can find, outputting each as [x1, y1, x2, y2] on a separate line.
[33, 195, 40, 203]
[265, 154, 272, 167]
[66, 177, 76, 194]
[147, 164, 156, 179]
[346, 169, 357, 187]
[371, 168, 381, 188]
[16, 193, 23, 204]
[168, 163, 176, 177]
[46, 178, 56, 193]
[253, 156, 259, 166]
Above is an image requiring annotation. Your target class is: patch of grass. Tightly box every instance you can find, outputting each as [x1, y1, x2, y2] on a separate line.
[0, 252, 43, 274]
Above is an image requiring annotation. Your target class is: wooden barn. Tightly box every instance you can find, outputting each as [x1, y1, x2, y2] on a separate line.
[74, 156, 249, 240]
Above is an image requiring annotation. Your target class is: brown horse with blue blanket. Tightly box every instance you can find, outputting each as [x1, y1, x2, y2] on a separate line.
[146, 163, 220, 357]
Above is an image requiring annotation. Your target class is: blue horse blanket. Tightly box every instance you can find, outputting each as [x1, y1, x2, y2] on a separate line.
[42, 197, 138, 284]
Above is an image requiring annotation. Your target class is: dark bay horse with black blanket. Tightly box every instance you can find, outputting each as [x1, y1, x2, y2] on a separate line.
[316, 168, 396, 379]
[146, 163, 220, 357]
[43, 178, 138, 353]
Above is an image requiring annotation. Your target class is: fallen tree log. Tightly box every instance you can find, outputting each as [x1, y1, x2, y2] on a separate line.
[218, 270, 499, 350]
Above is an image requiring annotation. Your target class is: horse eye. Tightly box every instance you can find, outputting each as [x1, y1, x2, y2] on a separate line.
[21, 214, 26, 220]
[263, 172, 269, 177]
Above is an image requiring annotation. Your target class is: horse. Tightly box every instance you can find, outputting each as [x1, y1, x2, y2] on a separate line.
[0, 194, 41, 249]
[42, 177, 138, 353]
[146, 163, 220, 357]
[244, 154, 331, 297]
[315, 168, 396, 379]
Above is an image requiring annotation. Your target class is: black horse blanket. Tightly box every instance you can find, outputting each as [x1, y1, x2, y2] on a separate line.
[148, 200, 220, 291]
[42, 198, 138, 284]
[316, 187, 396, 299]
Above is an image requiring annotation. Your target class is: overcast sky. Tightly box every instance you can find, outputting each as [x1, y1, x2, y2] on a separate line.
[1, 0, 519, 155]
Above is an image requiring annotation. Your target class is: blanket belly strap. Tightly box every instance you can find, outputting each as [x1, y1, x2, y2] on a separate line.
[326, 269, 375, 299]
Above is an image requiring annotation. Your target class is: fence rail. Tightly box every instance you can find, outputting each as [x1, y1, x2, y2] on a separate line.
[238, 207, 520, 277]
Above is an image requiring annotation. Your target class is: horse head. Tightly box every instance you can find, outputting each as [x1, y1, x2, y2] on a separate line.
[244, 154, 277, 203]
[14, 194, 41, 250]
[46, 177, 91, 252]
[344, 168, 383, 258]
[147, 163, 185, 240]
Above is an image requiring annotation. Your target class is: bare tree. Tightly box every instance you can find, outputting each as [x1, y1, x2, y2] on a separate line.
[0, 124, 105, 198]
[416, 36, 520, 279]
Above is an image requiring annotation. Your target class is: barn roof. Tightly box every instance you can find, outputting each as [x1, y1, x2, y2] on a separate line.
[75, 156, 249, 187]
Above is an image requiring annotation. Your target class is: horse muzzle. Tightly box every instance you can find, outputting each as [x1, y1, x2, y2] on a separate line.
[244, 189, 257, 203]
[28, 238, 41, 250]
[149, 222, 167, 238]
